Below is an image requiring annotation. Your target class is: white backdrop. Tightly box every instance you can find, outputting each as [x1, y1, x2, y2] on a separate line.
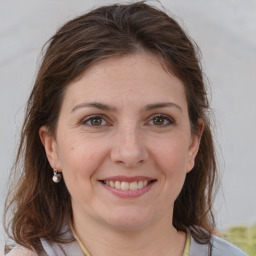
[1, 0, 256, 252]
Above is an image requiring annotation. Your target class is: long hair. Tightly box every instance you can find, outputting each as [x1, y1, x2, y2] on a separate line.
[4, 1, 217, 251]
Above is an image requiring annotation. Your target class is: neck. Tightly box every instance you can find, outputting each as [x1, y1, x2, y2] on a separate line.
[72, 212, 186, 256]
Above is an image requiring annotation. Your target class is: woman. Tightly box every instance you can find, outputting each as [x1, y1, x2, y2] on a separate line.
[4, 1, 247, 255]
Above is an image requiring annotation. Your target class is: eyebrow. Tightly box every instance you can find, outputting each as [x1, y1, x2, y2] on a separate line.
[143, 102, 182, 112]
[71, 101, 182, 113]
[71, 102, 117, 113]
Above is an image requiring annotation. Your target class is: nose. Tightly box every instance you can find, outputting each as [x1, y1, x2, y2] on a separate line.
[110, 126, 149, 168]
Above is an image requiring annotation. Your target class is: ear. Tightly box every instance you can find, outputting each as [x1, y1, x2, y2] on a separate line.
[186, 119, 204, 173]
[39, 126, 61, 171]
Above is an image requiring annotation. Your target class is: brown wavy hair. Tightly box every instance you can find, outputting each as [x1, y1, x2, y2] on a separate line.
[4, 1, 217, 252]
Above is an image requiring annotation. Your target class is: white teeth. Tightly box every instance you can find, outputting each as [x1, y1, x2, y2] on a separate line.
[130, 181, 138, 190]
[138, 181, 144, 189]
[104, 180, 150, 190]
[115, 181, 121, 189]
[121, 181, 129, 190]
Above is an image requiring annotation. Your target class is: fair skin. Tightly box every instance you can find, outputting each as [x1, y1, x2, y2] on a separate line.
[40, 53, 202, 256]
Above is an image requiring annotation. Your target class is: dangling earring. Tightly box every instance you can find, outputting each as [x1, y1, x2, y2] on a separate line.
[52, 168, 62, 183]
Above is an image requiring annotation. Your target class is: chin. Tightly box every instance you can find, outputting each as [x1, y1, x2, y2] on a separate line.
[102, 209, 152, 231]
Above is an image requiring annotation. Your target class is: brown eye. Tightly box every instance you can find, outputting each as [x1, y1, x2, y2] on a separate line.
[82, 115, 108, 127]
[149, 114, 174, 127]
[153, 116, 165, 126]
[90, 117, 103, 126]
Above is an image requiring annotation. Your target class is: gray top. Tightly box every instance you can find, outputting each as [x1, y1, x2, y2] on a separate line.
[189, 232, 248, 256]
[6, 226, 248, 256]
[40, 226, 248, 256]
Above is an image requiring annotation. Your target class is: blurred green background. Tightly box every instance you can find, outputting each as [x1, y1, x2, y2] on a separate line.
[220, 224, 256, 255]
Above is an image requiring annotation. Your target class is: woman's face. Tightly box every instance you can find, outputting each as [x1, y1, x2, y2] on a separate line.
[41, 53, 201, 231]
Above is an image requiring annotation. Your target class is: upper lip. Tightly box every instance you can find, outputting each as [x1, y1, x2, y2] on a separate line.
[99, 176, 156, 182]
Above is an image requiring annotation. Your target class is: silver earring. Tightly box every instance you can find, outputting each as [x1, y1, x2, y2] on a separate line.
[52, 168, 62, 183]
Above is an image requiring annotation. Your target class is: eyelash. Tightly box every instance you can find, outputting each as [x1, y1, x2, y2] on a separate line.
[148, 113, 174, 127]
[81, 114, 109, 128]
[80, 113, 174, 128]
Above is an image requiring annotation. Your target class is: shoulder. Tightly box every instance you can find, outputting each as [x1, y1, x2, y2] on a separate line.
[189, 227, 248, 256]
[5, 247, 38, 256]
[211, 234, 248, 256]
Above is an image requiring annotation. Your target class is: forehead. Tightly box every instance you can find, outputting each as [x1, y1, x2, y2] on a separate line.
[62, 53, 187, 110]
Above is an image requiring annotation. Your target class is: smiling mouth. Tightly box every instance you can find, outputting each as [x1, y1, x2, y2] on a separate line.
[100, 180, 156, 191]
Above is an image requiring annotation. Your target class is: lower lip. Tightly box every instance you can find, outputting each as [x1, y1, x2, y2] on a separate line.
[101, 181, 155, 198]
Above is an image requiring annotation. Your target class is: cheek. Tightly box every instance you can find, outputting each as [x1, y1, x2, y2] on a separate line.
[57, 135, 108, 190]
[152, 137, 189, 197]
[155, 138, 189, 173]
